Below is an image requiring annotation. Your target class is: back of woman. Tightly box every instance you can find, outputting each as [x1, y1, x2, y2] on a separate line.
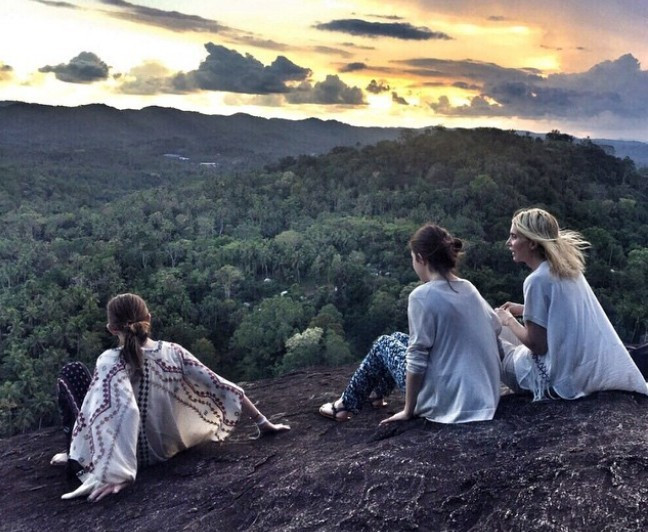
[523, 260, 647, 399]
[408, 279, 501, 423]
[319, 223, 502, 426]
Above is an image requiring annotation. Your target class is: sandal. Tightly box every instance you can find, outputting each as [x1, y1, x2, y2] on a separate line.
[319, 401, 352, 422]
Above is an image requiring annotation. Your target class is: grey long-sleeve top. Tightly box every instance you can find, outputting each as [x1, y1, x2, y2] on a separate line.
[406, 279, 502, 423]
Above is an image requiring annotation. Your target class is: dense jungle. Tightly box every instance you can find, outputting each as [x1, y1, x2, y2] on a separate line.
[1, 112, 647, 437]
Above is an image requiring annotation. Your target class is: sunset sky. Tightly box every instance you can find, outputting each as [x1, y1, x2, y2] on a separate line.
[2, 0, 648, 140]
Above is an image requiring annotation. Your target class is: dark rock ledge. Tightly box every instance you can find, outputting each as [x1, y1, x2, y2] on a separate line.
[2, 365, 648, 531]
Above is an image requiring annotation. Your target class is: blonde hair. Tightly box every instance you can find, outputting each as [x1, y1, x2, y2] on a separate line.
[511, 208, 590, 279]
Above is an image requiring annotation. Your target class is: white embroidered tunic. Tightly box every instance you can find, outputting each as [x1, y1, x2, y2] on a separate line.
[69, 341, 243, 485]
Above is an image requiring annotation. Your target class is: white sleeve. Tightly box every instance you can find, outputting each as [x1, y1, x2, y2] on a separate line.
[69, 354, 139, 485]
[405, 294, 435, 374]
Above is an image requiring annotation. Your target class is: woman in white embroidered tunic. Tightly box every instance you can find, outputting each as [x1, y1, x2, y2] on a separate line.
[496, 208, 648, 400]
[318, 223, 502, 425]
[53, 293, 290, 502]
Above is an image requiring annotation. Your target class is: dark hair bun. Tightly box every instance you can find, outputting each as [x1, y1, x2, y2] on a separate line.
[452, 238, 463, 251]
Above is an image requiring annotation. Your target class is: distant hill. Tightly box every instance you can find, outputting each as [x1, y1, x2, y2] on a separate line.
[592, 139, 648, 168]
[0, 102, 405, 169]
[2, 102, 647, 169]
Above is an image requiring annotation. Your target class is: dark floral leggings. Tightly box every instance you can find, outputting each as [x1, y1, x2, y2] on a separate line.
[341, 332, 408, 412]
[57, 361, 92, 451]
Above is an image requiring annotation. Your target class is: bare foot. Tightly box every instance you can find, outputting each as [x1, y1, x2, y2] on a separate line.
[258, 419, 291, 435]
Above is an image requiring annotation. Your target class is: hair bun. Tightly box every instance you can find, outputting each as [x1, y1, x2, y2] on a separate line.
[452, 238, 463, 251]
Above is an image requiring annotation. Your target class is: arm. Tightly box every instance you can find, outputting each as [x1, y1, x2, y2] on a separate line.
[380, 371, 424, 424]
[63, 355, 138, 501]
[241, 394, 291, 435]
[500, 301, 524, 317]
[496, 308, 548, 355]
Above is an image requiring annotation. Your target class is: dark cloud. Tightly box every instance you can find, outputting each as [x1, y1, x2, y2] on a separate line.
[340, 62, 367, 73]
[428, 54, 648, 120]
[286, 75, 365, 105]
[487, 16, 507, 21]
[392, 92, 409, 105]
[171, 43, 311, 94]
[453, 81, 482, 90]
[229, 35, 289, 52]
[341, 42, 376, 51]
[366, 79, 390, 94]
[396, 57, 543, 84]
[365, 14, 404, 21]
[98, 1, 291, 52]
[99, 0, 225, 33]
[314, 19, 452, 41]
[32, 0, 79, 8]
[39, 52, 110, 83]
[312, 46, 353, 58]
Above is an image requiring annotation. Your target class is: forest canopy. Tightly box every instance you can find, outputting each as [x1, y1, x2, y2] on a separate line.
[1, 126, 647, 436]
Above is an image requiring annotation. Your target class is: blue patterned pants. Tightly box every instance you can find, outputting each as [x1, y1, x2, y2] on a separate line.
[341, 332, 408, 412]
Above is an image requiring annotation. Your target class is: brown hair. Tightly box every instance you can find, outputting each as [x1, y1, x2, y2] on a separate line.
[409, 223, 463, 283]
[107, 293, 151, 371]
[511, 208, 590, 279]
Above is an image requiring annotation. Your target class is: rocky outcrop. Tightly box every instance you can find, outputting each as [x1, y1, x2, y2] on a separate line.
[2, 365, 648, 531]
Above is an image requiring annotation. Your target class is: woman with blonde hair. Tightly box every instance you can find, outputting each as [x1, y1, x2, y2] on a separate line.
[52, 293, 290, 502]
[496, 207, 647, 400]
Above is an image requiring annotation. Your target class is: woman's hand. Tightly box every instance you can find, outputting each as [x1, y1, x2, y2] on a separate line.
[495, 307, 516, 327]
[61, 473, 129, 502]
[500, 301, 524, 316]
[379, 409, 413, 425]
[88, 482, 129, 502]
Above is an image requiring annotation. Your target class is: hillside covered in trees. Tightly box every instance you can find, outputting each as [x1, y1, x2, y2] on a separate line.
[1, 111, 647, 436]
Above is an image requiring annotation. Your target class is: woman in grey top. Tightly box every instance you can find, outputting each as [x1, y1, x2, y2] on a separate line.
[319, 224, 502, 424]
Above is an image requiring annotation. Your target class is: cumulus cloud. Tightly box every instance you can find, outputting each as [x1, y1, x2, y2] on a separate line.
[0, 63, 13, 82]
[118, 61, 174, 95]
[315, 19, 452, 40]
[340, 62, 367, 73]
[39, 52, 110, 83]
[366, 79, 390, 94]
[427, 54, 648, 120]
[285, 75, 365, 105]
[171, 43, 311, 94]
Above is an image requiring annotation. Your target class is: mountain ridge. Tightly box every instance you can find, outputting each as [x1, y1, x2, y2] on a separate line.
[3, 101, 647, 167]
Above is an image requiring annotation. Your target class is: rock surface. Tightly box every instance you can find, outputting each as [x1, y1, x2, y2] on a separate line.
[2, 365, 648, 531]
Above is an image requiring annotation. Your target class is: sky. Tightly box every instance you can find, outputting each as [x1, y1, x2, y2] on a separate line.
[1, 0, 648, 141]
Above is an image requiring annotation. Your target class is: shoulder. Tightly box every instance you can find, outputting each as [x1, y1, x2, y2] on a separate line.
[95, 348, 122, 369]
